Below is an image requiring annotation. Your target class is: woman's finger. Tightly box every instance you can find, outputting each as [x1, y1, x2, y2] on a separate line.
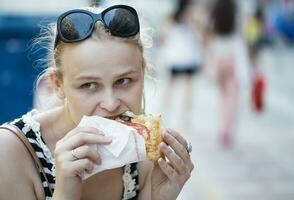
[166, 129, 188, 149]
[67, 133, 111, 150]
[56, 133, 111, 153]
[158, 157, 178, 181]
[163, 130, 194, 172]
[66, 158, 95, 177]
[162, 132, 190, 162]
[159, 142, 187, 174]
[60, 127, 104, 142]
[69, 145, 101, 164]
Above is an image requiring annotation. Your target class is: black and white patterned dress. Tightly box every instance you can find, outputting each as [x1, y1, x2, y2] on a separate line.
[9, 110, 140, 200]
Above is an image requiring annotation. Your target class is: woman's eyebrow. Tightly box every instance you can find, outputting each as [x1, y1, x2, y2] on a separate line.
[114, 69, 139, 78]
[75, 75, 101, 81]
[74, 69, 139, 81]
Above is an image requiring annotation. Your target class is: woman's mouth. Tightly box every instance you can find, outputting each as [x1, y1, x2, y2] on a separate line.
[104, 111, 132, 121]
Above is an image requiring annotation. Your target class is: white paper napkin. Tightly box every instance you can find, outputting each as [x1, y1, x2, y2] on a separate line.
[78, 115, 147, 180]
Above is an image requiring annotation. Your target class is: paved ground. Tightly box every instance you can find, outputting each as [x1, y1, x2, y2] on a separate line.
[144, 46, 294, 200]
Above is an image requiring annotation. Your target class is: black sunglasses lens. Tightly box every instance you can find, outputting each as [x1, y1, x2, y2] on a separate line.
[103, 8, 138, 36]
[60, 12, 93, 41]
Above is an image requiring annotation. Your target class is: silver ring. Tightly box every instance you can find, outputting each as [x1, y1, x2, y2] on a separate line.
[71, 149, 79, 160]
[187, 142, 192, 154]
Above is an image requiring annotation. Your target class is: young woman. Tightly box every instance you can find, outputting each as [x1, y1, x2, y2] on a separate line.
[0, 5, 194, 200]
[159, 0, 203, 118]
[207, 0, 239, 148]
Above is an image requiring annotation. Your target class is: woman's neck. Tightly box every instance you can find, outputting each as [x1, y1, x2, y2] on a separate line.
[34, 106, 76, 144]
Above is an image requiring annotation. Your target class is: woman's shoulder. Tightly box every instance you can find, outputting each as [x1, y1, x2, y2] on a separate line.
[0, 127, 42, 199]
[0, 125, 27, 154]
[0, 110, 41, 168]
[0, 116, 37, 166]
[0, 124, 37, 177]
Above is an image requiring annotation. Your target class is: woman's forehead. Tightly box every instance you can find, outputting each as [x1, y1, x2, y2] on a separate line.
[60, 38, 143, 77]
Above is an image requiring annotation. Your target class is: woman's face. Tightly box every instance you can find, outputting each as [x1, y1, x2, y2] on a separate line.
[58, 37, 144, 124]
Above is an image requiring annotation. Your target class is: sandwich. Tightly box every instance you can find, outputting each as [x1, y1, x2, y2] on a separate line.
[116, 111, 163, 161]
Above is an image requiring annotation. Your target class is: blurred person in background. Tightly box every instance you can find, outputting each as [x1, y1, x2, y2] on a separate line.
[244, 3, 264, 70]
[0, 5, 194, 200]
[244, 2, 267, 113]
[205, 0, 240, 148]
[158, 0, 203, 121]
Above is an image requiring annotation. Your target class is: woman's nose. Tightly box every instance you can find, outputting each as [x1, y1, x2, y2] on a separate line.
[99, 92, 120, 113]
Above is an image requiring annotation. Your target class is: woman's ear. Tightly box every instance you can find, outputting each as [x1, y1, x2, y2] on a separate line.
[48, 70, 65, 99]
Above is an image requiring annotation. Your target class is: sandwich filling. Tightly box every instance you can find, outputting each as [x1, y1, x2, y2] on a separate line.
[116, 111, 163, 161]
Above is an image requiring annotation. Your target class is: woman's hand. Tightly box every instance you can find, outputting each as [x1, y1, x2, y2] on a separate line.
[151, 129, 194, 200]
[52, 127, 112, 200]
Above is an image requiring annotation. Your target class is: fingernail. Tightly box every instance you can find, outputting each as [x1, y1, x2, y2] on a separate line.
[158, 158, 163, 164]
[164, 132, 170, 138]
[102, 136, 112, 143]
[96, 130, 105, 135]
[159, 142, 166, 148]
[166, 129, 172, 134]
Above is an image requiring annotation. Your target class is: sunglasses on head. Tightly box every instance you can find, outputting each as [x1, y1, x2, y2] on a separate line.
[55, 5, 140, 48]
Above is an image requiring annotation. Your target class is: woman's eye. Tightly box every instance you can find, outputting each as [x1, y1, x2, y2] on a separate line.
[80, 83, 97, 90]
[115, 78, 131, 86]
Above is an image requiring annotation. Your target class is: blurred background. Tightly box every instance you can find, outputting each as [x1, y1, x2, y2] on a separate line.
[1, 0, 294, 199]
